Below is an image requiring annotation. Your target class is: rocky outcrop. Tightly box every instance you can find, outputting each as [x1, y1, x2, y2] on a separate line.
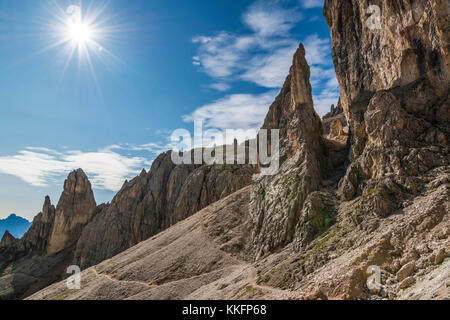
[0, 196, 57, 259]
[324, 101, 344, 119]
[324, 0, 449, 213]
[27, 187, 268, 301]
[46, 169, 96, 255]
[74, 151, 257, 268]
[237, 0, 449, 296]
[324, 0, 449, 123]
[328, 119, 346, 140]
[322, 99, 348, 135]
[250, 44, 327, 258]
[19, 196, 56, 254]
[0, 169, 97, 299]
[0, 231, 17, 248]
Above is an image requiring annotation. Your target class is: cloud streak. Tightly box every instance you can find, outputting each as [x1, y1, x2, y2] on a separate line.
[192, 2, 302, 89]
[0, 147, 152, 191]
[183, 91, 276, 131]
[243, 2, 302, 37]
[191, 1, 339, 117]
[300, 0, 324, 9]
[303, 34, 340, 116]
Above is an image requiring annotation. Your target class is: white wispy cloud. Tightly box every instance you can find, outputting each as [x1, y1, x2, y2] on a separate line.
[192, 32, 246, 78]
[304, 34, 332, 66]
[0, 147, 152, 191]
[209, 83, 231, 92]
[241, 44, 299, 88]
[303, 34, 340, 116]
[300, 0, 324, 9]
[313, 84, 339, 116]
[243, 2, 302, 37]
[127, 142, 174, 155]
[192, 1, 302, 90]
[183, 91, 276, 131]
[191, 1, 339, 116]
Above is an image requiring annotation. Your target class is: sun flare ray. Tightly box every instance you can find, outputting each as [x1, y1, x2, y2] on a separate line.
[38, 0, 122, 85]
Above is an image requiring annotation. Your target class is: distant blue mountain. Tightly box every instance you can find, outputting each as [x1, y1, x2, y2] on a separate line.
[0, 214, 32, 239]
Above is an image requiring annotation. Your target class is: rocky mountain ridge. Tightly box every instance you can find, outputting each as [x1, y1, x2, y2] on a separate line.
[0, 153, 257, 299]
[0, 214, 31, 240]
[1, 0, 449, 300]
[74, 152, 257, 268]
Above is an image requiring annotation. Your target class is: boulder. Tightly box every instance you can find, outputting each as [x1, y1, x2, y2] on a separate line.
[397, 261, 416, 282]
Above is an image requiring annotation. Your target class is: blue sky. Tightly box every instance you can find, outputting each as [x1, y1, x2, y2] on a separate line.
[0, 0, 337, 220]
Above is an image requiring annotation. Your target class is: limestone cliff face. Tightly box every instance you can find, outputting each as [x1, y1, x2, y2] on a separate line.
[250, 44, 326, 258]
[75, 151, 257, 268]
[324, 0, 449, 123]
[249, 0, 449, 260]
[46, 169, 97, 255]
[324, 0, 449, 215]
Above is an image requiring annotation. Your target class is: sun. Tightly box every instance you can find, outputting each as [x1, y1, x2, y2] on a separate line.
[37, 1, 122, 81]
[62, 4, 97, 50]
[67, 21, 93, 45]
[35, 0, 127, 90]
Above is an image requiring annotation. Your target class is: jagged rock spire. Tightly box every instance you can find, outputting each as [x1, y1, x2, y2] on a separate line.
[0, 230, 17, 248]
[46, 169, 96, 255]
[251, 43, 326, 258]
[20, 195, 56, 253]
[262, 44, 323, 162]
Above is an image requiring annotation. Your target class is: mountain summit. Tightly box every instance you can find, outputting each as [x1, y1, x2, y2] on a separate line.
[0, 214, 31, 239]
[46, 169, 97, 255]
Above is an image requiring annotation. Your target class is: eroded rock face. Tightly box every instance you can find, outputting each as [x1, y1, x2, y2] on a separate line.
[322, 99, 348, 135]
[324, 0, 449, 214]
[1, 154, 256, 299]
[324, 0, 449, 124]
[21, 196, 56, 254]
[0, 231, 17, 248]
[328, 119, 346, 140]
[46, 169, 97, 255]
[250, 44, 326, 258]
[0, 196, 57, 259]
[0, 170, 96, 299]
[74, 152, 257, 268]
[293, 191, 337, 251]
